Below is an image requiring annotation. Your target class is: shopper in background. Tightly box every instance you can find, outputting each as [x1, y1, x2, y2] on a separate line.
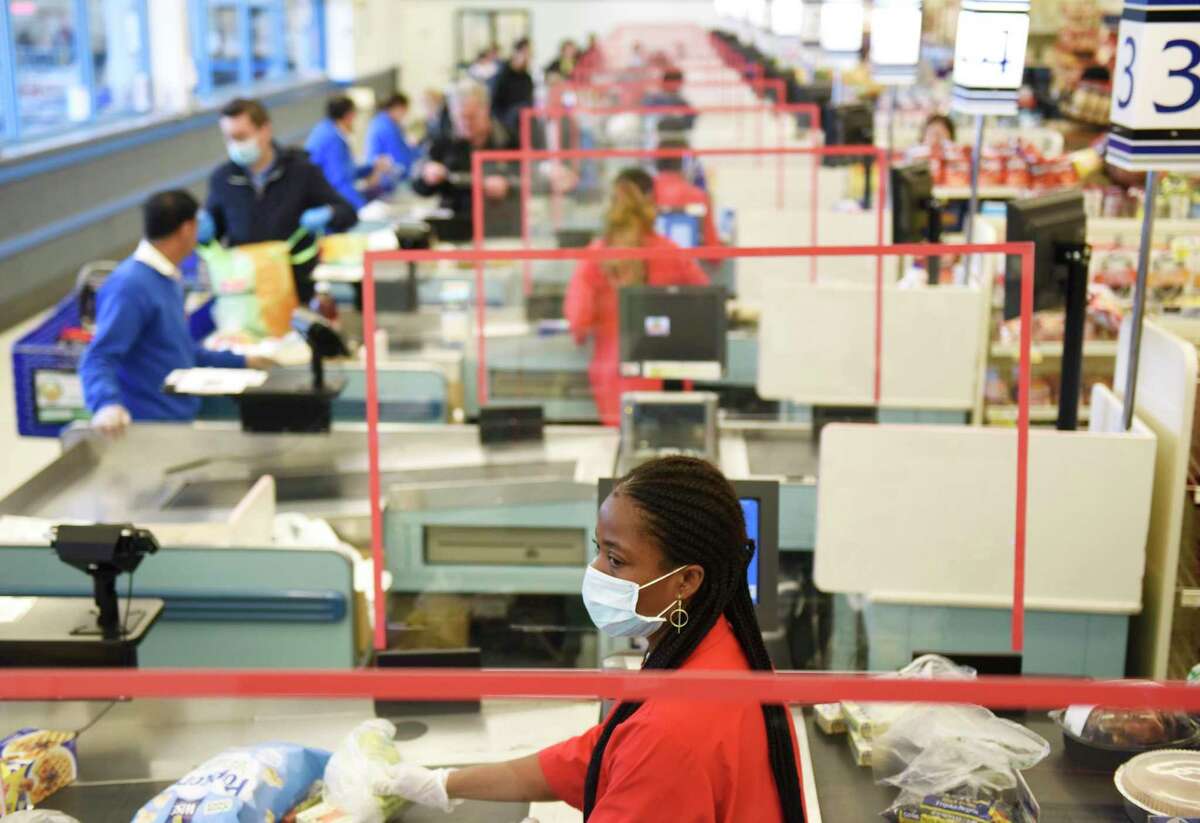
[564, 168, 709, 426]
[81, 191, 273, 438]
[467, 45, 501, 87]
[921, 113, 956, 148]
[305, 95, 393, 210]
[204, 98, 357, 303]
[641, 67, 696, 133]
[653, 136, 721, 251]
[412, 79, 515, 223]
[365, 92, 419, 183]
[421, 88, 451, 143]
[491, 38, 535, 136]
[544, 39, 580, 81]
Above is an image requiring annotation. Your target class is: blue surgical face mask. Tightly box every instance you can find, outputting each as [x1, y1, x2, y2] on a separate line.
[227, 137, 262, 167]
[581, 563, 687, 638]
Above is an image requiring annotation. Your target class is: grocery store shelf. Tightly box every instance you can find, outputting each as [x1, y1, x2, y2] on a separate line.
[989, 340, 1120, 359]
[1087, 217, 1200, 238]
[934, 185, 1023, 201]
[984, 404, 1090, 424]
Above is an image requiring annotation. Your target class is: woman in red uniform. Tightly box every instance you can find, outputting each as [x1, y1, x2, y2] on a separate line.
[377, 456, 808, 823]
[564, 168, 709, 426]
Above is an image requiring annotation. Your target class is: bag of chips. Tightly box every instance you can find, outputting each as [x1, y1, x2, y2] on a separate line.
[133, 743, 329, 823]
[0, 729, 78, 813]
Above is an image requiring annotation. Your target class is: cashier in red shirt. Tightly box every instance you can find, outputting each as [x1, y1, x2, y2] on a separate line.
[564, 168, 710, 426]
[653, 136, 722, 251]
[376, 455, 808, 823]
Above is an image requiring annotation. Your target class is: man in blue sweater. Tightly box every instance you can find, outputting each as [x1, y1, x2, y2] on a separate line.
[81, 190, 273, 437]
[305, 95, 392, 211]
[365, 92, 419, 183]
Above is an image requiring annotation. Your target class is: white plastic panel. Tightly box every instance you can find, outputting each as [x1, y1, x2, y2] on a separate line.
[814, 419, 1156, 613]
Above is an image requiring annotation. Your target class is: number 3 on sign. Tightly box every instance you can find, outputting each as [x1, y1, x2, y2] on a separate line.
[1117, 36, 1135, 109]
[1157, 39, 1200, 114]
[1110, 22, 1200, 129]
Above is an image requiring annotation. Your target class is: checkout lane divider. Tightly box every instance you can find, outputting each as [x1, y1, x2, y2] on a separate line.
[479, 143, 890, 394]
[363, 241, 1035, 654]
[3, 667, 1196, 710]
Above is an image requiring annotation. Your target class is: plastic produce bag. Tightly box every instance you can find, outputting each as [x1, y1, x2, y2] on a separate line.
[198, 233, 306, 339]
[132, 742, 329, 823]
[873, 705, 1050, 822]
[0, 813, 80, 822]
[320, 720, 409, 823]
[842, 655, 977, 742]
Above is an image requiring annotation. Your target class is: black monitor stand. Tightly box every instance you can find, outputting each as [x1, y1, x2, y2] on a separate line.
[1056, 242, 1092, 431]
[926, 200, 944, 286]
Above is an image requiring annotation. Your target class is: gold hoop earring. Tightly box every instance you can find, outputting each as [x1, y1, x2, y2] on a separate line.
[669, 599, 689, 632]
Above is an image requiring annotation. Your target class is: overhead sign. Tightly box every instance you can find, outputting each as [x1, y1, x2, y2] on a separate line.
[771, 0, 806, 36]
[802, 1, 822, 46]
[820, 0, 865, 62]
[871, 0, 924, 85]
[951, 0, 1031, 115]
[1107, 0, 1200, 171]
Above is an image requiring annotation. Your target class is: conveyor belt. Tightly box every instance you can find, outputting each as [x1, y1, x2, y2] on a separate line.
[50, 781, 530, 822]
[804, 713, 1128, 821]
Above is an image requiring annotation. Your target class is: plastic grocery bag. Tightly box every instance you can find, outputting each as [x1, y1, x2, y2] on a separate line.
[841, 655, 977, 742]
[197, 231, 308, 338]
[873, 705, 1050, 822]
[0, 813, 80, 822]
[321, 720, 409, 823]
[132, 742, 329, 823]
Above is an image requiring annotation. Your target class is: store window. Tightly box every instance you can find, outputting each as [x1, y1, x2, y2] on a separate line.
[0, 0, 149, 145]
[191, 0, 324, 96]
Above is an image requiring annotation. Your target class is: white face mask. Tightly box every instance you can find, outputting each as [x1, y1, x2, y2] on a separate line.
[227, 137, 262, 167]
[581, 563, 687, 638]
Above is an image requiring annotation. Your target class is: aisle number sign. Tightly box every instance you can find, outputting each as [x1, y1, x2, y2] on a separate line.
[1107, 0, 1200, 171]
[950, 0, 1031, 115]
[771, 0, 805, 36]
[871, 0, 923, 85]
[820, 0, 865, 62]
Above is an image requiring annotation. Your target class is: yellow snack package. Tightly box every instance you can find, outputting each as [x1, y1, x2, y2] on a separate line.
[0, 729, 79, 812]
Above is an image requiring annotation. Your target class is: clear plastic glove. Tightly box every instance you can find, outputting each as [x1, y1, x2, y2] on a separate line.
[300, 205, 335, 235]
[372, 762, 455, 813]
[196, 209, 216, 245]
[91, 404, 130, 438]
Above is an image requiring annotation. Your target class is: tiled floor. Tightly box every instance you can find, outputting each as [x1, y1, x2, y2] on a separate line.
[1, 312, 60, 500]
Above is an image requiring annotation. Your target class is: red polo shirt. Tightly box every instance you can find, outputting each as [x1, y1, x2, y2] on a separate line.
[537, 617, 805, 822]
[653, 172, 721, 249]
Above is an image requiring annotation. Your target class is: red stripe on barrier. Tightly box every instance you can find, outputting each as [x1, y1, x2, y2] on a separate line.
[361, 258, 386, 652]
[471, 150, 488, 409]
[2, 668, 1197, 711]
[1015, 246, 1035, 651]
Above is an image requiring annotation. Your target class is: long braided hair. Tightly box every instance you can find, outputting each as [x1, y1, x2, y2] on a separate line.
[582, 456, 806, 821]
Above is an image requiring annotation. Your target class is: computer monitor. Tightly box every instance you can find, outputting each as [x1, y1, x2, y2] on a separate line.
[619, 286, 726, 381]
[596, 476, 780, 633]
[1005, 190, 1089, 430]
[823, 103, 874, 168]
[1004, 190, 1087, 320]
[890, 161, 936, 244]
[655, 212, 702, 249]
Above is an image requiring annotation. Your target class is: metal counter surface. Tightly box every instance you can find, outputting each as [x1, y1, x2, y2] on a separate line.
[0, 423, 621, 529]
[803, 713, 1128, 821]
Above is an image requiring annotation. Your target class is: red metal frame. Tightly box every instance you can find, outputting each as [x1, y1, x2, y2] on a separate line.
[361, 241, 1036, 654]
[6, 668, 1197, 710]
[472, 142, 889, 318]
[555, 77, 789, 110]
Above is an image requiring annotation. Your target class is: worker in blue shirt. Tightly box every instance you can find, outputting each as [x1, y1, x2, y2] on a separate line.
[81, 190, 275, 438]
[204, 98, 358, 304]
[305, 95, 392, 212]
[365, 92, 419, 184]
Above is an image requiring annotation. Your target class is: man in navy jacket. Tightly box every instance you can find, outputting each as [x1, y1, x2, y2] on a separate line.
[204, 98, 357, 303]
[81, 190, 274, 437]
